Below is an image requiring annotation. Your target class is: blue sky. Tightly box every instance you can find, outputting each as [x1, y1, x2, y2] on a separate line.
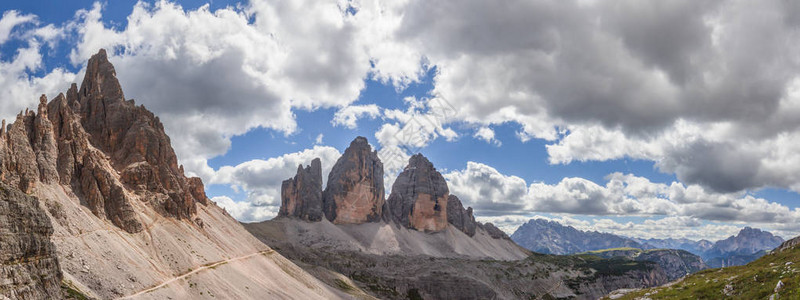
[2, 0, 799, 241]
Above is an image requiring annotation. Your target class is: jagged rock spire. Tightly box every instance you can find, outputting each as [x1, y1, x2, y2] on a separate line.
[322, 136, 385, 224]
[279, 158, 324, 221]
[0, 49, 211, 233]
[386, 153, 449, 232]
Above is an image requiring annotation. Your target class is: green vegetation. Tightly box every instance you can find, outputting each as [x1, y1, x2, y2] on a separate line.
[583, 247, 641, 254]
[608, 246, 800, 299]
[61, 280, 90, 300]
[333, 279, 357, 292]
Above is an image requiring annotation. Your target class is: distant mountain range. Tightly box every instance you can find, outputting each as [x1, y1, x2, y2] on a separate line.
[510, 219, 645, 255]
[511, 218, 784, 267]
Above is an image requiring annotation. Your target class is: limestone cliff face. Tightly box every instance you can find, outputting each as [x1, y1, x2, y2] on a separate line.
[322, 137, 385, 224]
[386, 154, 449, 232]
[446, 195, 477, 237]
[0, 49, 209, 234]
[0, 183, 62, 299]
[279, 158, 324, 221]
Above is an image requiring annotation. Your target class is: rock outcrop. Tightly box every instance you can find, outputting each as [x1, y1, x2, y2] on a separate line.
[279, 158, 324, 221]
[386, 154, 449, 232]
[446, 195, 477, 237]
[0, 49, 209, 233]
[322, 137, 385, 224]
[0, 183, 62, 299]
[479, 222, 510, 240]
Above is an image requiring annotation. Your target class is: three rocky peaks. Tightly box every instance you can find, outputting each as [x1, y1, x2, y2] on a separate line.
[0, 48, 209, 234]
[279, 136, 508, 239]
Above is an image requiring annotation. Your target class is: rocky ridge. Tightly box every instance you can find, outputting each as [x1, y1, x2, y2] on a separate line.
[702, 227, 784, 267]
[0, 49, 352, 299]
[584, 248, 709, 281]
[511, 218, 645, 255]
[0, 183, 62, 299]
[278, 137, 508, 240]
[1, 49, 206, 234]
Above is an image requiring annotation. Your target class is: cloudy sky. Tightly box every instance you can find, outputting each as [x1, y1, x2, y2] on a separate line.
[2, 0, 799, 241]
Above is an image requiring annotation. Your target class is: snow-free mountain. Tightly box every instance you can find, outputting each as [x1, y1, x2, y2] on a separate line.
[512, 218, 784, 268]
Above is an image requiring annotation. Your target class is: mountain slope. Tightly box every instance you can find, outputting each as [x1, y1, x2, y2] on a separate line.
[583, 248, 709, 281]
[608, 236, 800, 299]
[246, 146, 673, 299]
[0, 49, 352, 299]
[632, 237, 714, 256]
[511, 218, 645, 254]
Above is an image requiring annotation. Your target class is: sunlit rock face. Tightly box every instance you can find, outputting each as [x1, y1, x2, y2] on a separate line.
[0, 49, 210, 233]
[279, 158, 324, 221]
[322, 137, 385, 224]
[387, 154, 449, 232]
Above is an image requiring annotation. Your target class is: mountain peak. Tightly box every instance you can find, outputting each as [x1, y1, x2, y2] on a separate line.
[80, 48, 123, 104]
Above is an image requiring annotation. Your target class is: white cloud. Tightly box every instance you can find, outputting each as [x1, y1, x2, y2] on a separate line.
[382, 0, 800, 194]
[332, 104, 381, 129]
[0, 10, 36, 45]
[474, 127, 500, 146]
[209, 146, 341, 221]
[0, 12, 76, 124]
[444, 161, 800, 238]
[314, 133, 324, 145]
[212, 196, 277, 223]
[61, 0, 388, 178]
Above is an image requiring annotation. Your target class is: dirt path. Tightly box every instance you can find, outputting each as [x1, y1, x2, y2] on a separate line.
[117, 250, 274, 299]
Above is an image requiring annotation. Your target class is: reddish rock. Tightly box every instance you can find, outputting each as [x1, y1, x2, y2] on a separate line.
[322, 137, 385, 224]
[32, 95, 59, 184]
[74, 49, 204, 221]
[188, 177, 210, 205]
[279, 158, 324, 221]
[386, 154, 449, 232]
[0, 49, 211, 233]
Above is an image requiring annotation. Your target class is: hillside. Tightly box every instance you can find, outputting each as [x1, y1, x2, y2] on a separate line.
[583, 248, 709, 281]
[0, 49, 354, 299]
[246, 143, 673, 299]
[607, 236, 800, 299]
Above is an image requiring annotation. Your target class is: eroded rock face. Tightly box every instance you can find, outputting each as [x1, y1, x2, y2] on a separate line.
[479, 222, 510, 240]
[0, 49, 211, 233]
[0, 183, 62, 299]
[387, 154, 449, 232]
[279, 158, 324, 221]
[77, 49, 202, 221]
[447, 195, 477, 237]
[322, 137, 385, 224]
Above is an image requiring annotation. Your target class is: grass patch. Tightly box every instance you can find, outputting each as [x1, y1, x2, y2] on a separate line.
[61, 280, 90, 300]
[608, 246, 800, 299]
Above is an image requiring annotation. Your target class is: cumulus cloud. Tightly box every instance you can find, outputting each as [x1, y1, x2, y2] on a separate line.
[0, 11, 76, 124]
[382, 0, 800, 193]
[473, 127, 501, 146]
[445, 161, 800, 238]
[332, 104, 381, 129]
[60, 0, 396, 178]
[209, 146, 341, 221]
